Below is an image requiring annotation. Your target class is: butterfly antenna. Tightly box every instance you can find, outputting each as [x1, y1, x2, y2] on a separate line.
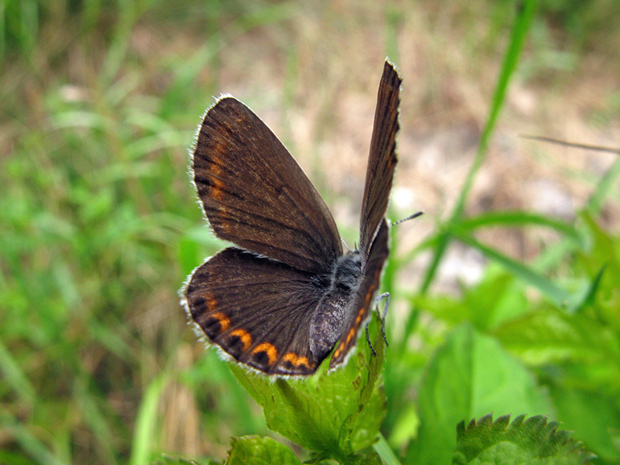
[341, 238, 352, 252]
[393, 211, 423, 226]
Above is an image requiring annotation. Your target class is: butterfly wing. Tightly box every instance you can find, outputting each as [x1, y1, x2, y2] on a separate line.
[329, 219, 390, 369]
[358, 61, 401, 257]
[329, 62, 401, 369]
[192, 97, 342, 275]
[183, 247, 328, 375]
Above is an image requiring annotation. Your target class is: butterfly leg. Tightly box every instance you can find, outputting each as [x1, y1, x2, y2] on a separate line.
[365, 326, 376, 356]
[365, 292, 390, 356]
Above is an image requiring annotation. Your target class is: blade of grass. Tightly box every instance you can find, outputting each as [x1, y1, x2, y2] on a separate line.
[520, 135, 620, 155]
[374, 432, 402, 465]
[130, 373, 169, 465]
[458, 210, 581, 241]
[419, 0, 538, 294]
[0, 339, 36, 404]
[0, 407, 67, 465]
[419, 229, 451, 294]
[0, 2, 6, 59]
[452, 229, 571, 306]
[453, 0, 538, 218]
[75, 376, 118, 465]
[587, 156, 620, 214]
[570, 264, 607, 315]
[100, 1, 140, 87]
[236, 1, 297, 30]
[159, 40, 222, 120]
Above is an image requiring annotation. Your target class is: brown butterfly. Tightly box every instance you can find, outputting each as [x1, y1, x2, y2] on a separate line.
[182, 60, 401, 375]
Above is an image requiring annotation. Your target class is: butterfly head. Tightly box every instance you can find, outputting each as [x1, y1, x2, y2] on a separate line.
[331, 251, 363, 293]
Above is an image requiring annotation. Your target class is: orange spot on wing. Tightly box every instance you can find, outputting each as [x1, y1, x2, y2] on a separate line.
[346, 327, 355, 344]
[283, 352, 311, 369]
[333, 345, 342, 358]
[252, 342, 278, 366]
[230, 329, 252, 351]
[211, 179, 225, 202]
[207, 151, 228, 212]
[209, 311, 230, 332]
[200, 291, 217, 310]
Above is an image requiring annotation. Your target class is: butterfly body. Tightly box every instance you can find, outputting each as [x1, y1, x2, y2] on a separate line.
[183, 61, 401, 376]
[309, 251, 363, 361]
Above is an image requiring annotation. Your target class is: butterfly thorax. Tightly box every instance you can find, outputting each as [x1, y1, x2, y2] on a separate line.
[309, 251, 363, 361]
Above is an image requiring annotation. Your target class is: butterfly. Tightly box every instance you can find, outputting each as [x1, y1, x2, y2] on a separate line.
[182, 60, 401, 376]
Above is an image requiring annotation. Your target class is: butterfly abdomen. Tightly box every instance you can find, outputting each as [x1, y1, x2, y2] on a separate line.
[309, 252, 363, 361]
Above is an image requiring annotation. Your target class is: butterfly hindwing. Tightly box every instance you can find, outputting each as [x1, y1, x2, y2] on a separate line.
[184, 247, 329, 375]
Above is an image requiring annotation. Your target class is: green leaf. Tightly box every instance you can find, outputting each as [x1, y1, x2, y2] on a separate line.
[406, 325, 550, 465]
[548, 385, 620, 463]
[493, 305, 620, 368]
[575, 213, 620, 326]
[229, 313, 387, 461]
[227, 436, 300, 465]
[452, 414, 595, 464]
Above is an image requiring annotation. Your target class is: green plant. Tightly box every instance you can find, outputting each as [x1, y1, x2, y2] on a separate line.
[2, 0, 619, 464]
[165, 0, 617, 463]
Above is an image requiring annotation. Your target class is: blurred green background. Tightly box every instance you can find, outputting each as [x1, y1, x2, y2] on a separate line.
[1, 0, 619, 464]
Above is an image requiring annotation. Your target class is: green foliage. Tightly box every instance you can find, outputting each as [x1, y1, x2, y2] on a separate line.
[538, 0, 620, 51]
[229, 313, 386, 463]
[0, 0, 40, 58]
[1, 0, 620, 464]
[406, 326, 551, 464]
[227, 436, 300, 465]
[453, 414, 595, 465]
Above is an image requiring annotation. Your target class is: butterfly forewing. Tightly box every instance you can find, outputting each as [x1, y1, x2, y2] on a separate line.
[359, 61, 401, 257]
[192, 97, 342, 275]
